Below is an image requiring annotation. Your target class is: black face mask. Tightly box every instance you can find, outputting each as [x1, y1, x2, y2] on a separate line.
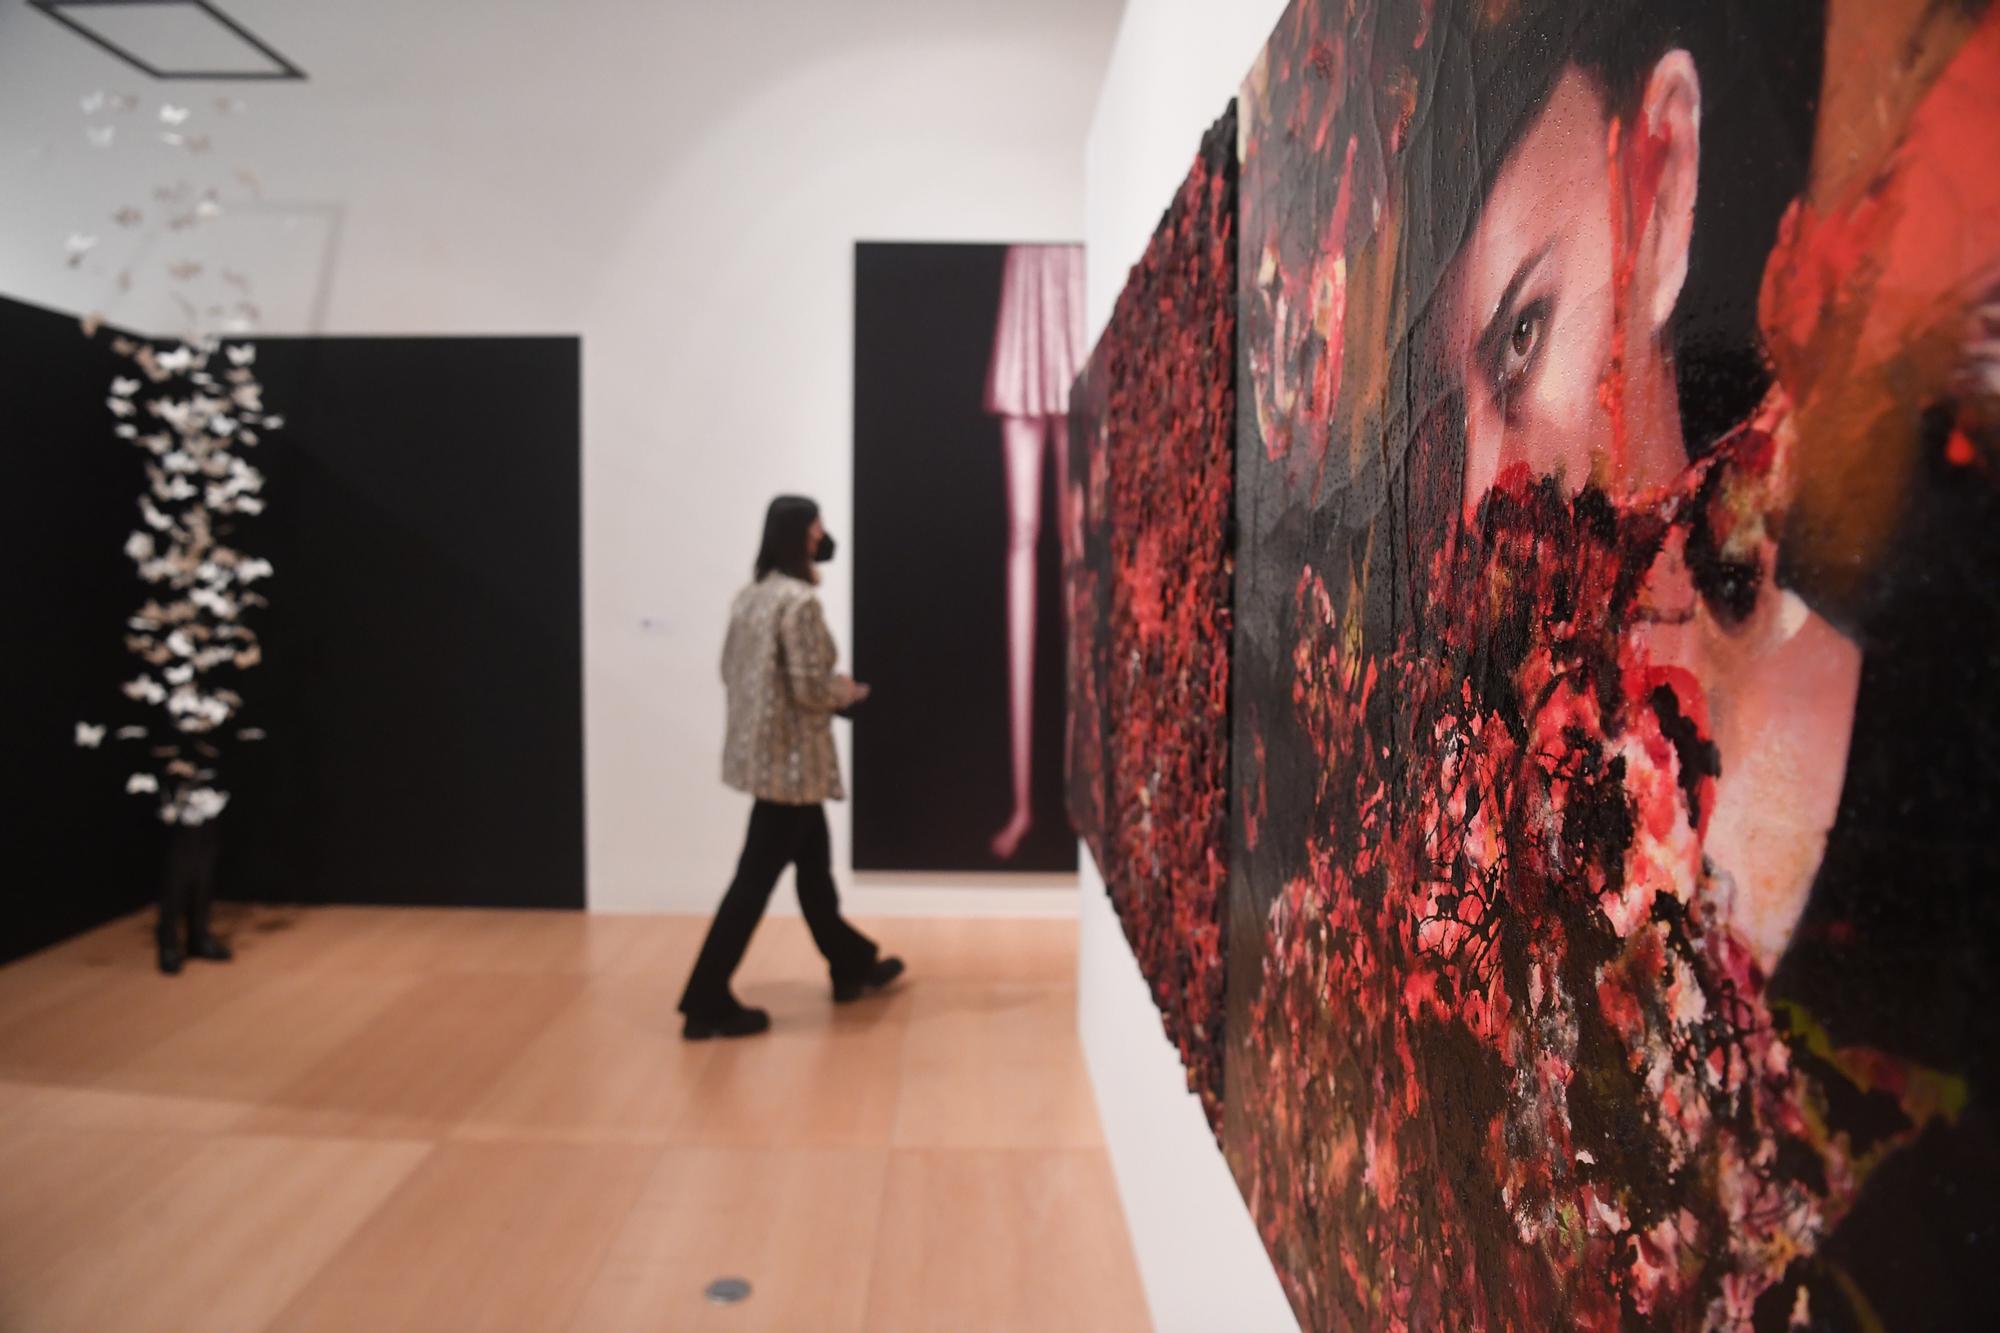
[814, 533, 837, 564]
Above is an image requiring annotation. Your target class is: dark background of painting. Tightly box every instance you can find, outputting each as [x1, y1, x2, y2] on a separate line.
[852, 242, 1076, 873]
[1, 301, 586, 964]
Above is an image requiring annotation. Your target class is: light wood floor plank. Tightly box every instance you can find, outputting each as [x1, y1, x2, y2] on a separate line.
[567, 1146, 890, 1332]
[864, 1147, 1150, 1333]
[14, 1133, 430, 1333]
[0, 960, 246, 1082]
[240, 972, 583, 1140]
[667, 985, 911, 1149]
[893, 982, 1104, 1149]
[0, 1075, 253, 1135]
[452, 973, 712, 1145]
[98, 969, 424, 1105]
[0, 907, 1151, 1332]
[865, 916, 1081, 985]
[0, 1126, 195, 1309]
[264, 1141, 656, 1333]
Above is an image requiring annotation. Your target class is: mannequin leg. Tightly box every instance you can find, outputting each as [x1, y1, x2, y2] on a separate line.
[992, 415, 1046, 860]
[184, 821, 230, 962]
[1052, 414, 1074, 567]
[1052, 414, 1078, 795]
[157, 825, 190, 974]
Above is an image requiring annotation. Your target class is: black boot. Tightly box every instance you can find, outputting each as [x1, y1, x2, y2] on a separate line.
[833, 955, 905, 1004]
[157, 925, 185, 976]
[681, 1004, 771, 1040]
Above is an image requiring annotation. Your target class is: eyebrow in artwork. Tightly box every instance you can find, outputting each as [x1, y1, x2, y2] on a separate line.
[1475, 240, 1559, 363]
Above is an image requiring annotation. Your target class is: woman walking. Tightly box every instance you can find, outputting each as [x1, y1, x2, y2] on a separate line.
[678, 496, 904, 1039]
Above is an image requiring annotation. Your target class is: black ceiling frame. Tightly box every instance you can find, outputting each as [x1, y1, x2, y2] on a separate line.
[29, 0, 308, 81]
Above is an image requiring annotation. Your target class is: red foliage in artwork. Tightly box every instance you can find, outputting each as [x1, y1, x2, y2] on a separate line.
[1066, 107, 1238, 1130]
[1237, 422, 1968, 1328]
[1065, 367, 1111, 874]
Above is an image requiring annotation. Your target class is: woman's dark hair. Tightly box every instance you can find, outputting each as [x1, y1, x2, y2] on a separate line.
[1402, 0, 1824, 459]
[755, 495, 820, 582]
[1262, 0, 1822, 662]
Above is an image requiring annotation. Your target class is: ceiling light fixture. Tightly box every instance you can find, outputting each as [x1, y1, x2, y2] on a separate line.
[30, 0, 307, 81]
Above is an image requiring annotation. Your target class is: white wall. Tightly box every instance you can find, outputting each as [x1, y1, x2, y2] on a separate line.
[1078, 859, 1297, 1332]
[1078, 1, 1300, 1329]
[0, 0, 1119, 915]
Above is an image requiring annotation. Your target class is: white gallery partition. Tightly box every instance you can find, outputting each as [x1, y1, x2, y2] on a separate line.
[1078, 0, 1298, 1327]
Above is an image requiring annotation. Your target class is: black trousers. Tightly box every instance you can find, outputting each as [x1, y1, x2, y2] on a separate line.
[678, 800, 878, 1017]
[159, 820, 222, 945]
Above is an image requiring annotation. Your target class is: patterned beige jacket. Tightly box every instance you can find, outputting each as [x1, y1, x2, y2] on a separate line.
[720, 574, 847, 805]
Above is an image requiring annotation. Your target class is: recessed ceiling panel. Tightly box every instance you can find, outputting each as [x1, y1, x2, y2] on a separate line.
[32, 1, 306, 80]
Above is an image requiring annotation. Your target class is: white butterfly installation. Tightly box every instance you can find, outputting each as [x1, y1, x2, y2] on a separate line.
[70, 89, 282, 827]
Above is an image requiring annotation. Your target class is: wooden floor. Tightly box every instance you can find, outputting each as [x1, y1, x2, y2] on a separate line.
[0, 906, 1150, 1332]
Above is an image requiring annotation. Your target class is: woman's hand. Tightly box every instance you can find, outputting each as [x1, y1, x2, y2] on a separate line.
[835, 675, 872, 709]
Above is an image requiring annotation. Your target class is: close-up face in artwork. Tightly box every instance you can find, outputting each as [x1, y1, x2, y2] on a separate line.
[1224, 0, 2000, 1325]
[1448, 55, 1701, 509]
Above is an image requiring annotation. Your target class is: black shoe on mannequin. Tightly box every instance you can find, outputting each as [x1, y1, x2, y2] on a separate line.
[187, 933, 233, 963]
[182, 824, 230, 964]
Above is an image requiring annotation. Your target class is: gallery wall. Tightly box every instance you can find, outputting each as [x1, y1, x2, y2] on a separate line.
[0, 0, 1122, 915]
[0, 299, 586, 964]
[224, 336, 585, 910]
[1075, 3, 1298, 1329]
[1, 295, 164, 964]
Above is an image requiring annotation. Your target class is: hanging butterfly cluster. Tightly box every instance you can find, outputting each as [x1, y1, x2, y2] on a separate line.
[68, 93, 280, 825]
[69, 92, 267, 335]
[77, 339, 280, 823]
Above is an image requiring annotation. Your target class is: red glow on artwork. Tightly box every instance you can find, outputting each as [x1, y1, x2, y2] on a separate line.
[1224, 4, 2000, 1319]
[1598, 111, 1671, 487]
[1066, 109, 1238, 1131]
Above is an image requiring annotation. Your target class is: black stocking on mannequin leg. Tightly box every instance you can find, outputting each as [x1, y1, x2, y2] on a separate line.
[185, 819, 230, 962]
[157, 823, 190, 974]
[158, 821, 230, 975]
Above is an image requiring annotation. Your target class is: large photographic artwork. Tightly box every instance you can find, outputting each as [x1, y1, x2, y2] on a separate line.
[1069, 109, 1238, 1127]
[1221, 0, 2000, 1327]
[853, 242, 1084, 873]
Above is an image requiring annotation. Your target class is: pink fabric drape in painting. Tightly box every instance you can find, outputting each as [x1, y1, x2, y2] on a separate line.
[984, 245, 1086, 418]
